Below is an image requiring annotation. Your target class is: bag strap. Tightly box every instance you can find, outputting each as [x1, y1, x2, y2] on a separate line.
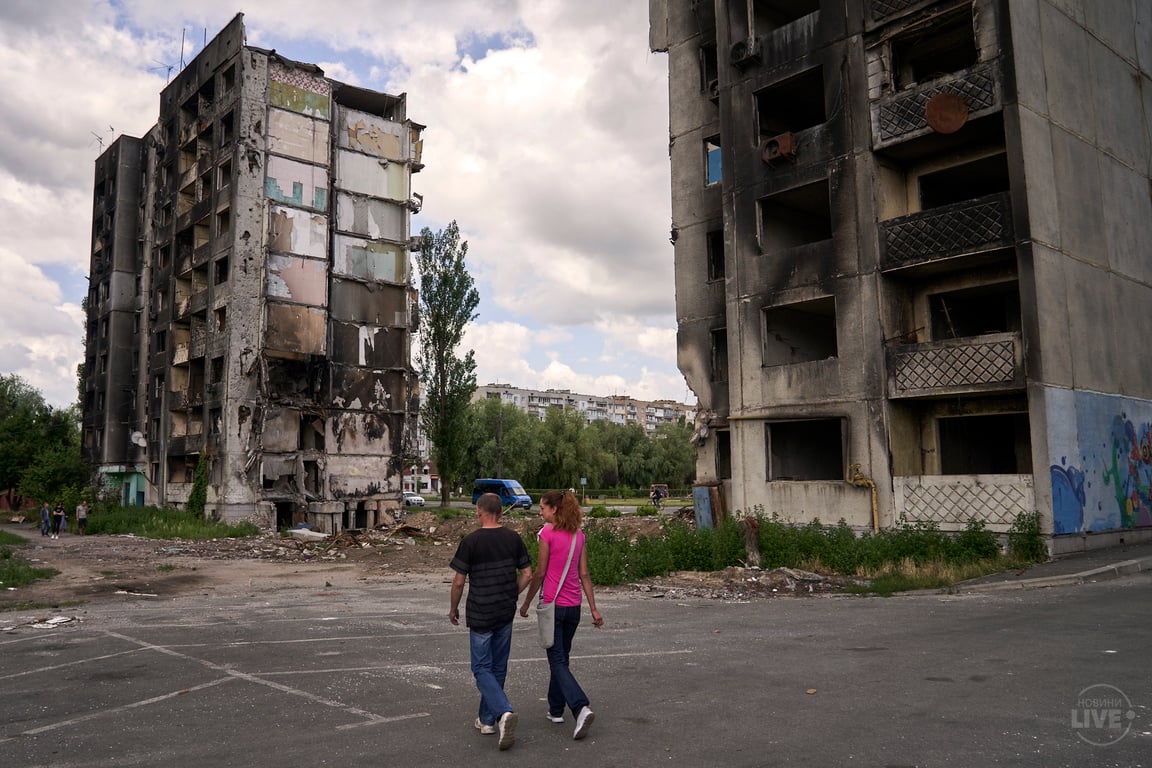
[541, 533, 578, 605]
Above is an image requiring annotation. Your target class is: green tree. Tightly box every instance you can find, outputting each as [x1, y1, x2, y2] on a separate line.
[416, 221, 480, 506]
[462, 399, 543, 486]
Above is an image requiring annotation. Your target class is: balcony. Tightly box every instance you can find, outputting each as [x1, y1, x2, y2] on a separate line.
[872, 60, 1002, 151]
[893, 474, 1034, 532]
[173, 343, 190, 365]
[878, 192, 1012, 273]
[886, 332, 1023, 399]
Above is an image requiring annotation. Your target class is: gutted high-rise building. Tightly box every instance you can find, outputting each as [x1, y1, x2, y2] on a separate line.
[82, 14, 424, 530]
[651, 0, 1152, 552]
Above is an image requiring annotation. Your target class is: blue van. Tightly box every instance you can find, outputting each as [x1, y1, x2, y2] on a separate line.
[472, 478, 532, 510]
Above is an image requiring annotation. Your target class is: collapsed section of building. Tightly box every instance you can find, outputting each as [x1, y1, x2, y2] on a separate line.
[82, 14, 423, 531]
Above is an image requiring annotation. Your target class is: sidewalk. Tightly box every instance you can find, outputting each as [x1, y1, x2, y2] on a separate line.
[953, 540, 1152, 593]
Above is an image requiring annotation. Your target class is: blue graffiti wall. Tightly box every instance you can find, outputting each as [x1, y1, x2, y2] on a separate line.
[1046, 389, 1152, 535]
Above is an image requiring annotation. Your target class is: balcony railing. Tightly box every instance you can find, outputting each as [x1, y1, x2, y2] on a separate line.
[894, 474, 1034, 532]
[886, 331, 1023, 399]
[879, 192, 1013, 272]
[872, 60, 1002, 150]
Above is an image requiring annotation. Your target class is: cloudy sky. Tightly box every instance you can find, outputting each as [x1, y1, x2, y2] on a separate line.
[0, 0, 689, 410]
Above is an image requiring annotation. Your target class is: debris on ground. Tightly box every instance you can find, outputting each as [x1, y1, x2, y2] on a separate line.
[630, 566, 860, 600]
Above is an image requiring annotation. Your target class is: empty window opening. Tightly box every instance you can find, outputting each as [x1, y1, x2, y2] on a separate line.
[218, 158, 232, 190]
[222, 64, 237, 93]
[766, 418, 844, 481]
[759, 179, 832, 251]
[210, 356, 224, 384]
[304, 461, 320, 494]
[918, 153, 1009, 210]
[300, 416, 326, 450]
[168, 456, 196, 484]
[930, 282, 1020, 339]
[699, 44, 719, 99]
[193, 216, 210, 249]
[214, 255, 229, 285]
[155, 330, 167, 352]
[705, 136, 722, 185]
[711, 328, 729, 382]
[214, 306, 227, 331]
[706, 229, 725, 281]
[756, 66, 825, 138]
[716, 429, 732, 479]
[220, 111, 235, 146]
[892, 10, 978, 90]
[752, 0, 820, 34]
[938, 413, 1031, 474]
[763, 296, 837, 366]
[210, 408, 222, 435]
[216, 208, 231, 238]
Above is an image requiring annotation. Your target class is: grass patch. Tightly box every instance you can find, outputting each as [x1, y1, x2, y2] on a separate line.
[0, 530, 28, 545]
[433, 507, 472, 521]
[587, 505, 621, 518]
[0, 600, 85, 613]
[157, 564, 177, 572]
[87, 504, 259, 540]
[842, 557, 1021, 596]
[0, 546, 59, 588]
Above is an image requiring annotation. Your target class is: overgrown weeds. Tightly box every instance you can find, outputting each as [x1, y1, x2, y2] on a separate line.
[0, 546, 58, 588]
[87, 504, 259, 539]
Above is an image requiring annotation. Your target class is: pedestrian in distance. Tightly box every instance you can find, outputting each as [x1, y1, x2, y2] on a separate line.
[50, 502, 65, 538]
[39, 502, 51, 537]
[519, 489, 604, 741]
[75, 500, 89, 535]
[449, 492, 533, 751]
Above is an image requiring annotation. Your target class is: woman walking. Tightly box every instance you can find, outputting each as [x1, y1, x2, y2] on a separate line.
[519, 489, 603, 740]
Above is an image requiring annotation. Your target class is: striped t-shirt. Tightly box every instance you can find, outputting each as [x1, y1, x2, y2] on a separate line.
[450, 527, 531, 633]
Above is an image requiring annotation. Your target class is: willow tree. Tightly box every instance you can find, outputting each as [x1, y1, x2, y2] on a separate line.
[416, 221, 480, 505]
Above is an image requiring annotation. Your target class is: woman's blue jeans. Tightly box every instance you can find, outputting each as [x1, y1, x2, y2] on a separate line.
[546, 605, 590, 717]
[469, 621, 514, 725]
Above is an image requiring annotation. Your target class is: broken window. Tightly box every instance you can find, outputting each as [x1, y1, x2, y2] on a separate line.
[699, 43, 719, 100]
[762, 296, 837, 366]
[222, 64, 236, 93]
[216, 207, 231, 238]
[218, 158, 232, 190]
[220, 111, 235, 146]
[716, 428, 732, 479]
[711, 327, 729, 382]
[706, 228, 725, 281]
[755, 66, 825, 139]
[156, 330, 167, 352]
[766, 418, 845, 481]
[193, 216, 210, 249]
[214, 306, 227, 332]
[938, 413, 1031, 474]
[705, 136, 722, 185]
[892, 9, 977, 90]
[214, 256, 229, 285]
[917, 153, 1009, 210]
[209, 408, 222, 435]
[930, 282, 1020, 340]
[210, 356, 224, 384]
[758, 178, 832, 252]
[299, 416, 326, 450]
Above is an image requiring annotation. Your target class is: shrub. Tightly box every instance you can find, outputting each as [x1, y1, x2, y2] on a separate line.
[1007, 511, 1047, 562]
[87, 504, 258, 539]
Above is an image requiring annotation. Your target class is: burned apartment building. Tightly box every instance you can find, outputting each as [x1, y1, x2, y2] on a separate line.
[650, 0, 1152, 552]
[82, 14, 424, 530]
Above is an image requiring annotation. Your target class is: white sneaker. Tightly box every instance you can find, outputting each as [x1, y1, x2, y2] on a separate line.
[497, 711, 517, 750]
[546, 712, 564, 723]
[573, 707, 595, 740]
[474, 717, 496, 735]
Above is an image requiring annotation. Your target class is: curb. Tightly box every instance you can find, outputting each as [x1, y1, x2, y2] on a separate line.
[952, 556, 1152, 593]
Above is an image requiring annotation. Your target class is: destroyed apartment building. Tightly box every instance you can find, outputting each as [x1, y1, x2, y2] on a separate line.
[81, 14, 423, 531]
[651, 0, 1152, 552]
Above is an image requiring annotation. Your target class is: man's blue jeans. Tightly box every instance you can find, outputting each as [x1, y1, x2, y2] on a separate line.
[469, 621, 514, 725]
[546, 605, 590, 717]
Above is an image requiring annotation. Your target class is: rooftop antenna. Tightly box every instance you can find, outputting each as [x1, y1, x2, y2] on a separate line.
[90, 131, 105, 152]
[149, 59, 176, 83]
[179, 28, 186, 69]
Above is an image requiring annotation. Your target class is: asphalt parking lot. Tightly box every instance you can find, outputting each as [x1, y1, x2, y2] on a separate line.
[2, 572, 1150, 767]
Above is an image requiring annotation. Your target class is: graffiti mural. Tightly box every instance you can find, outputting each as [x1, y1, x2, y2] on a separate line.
[1102, 415, 1152, 529]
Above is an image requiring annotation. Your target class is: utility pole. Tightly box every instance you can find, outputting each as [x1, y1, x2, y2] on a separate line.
[496, 403, 504, 477]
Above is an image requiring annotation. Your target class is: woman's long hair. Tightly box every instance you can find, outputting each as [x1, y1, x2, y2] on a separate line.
[540, 489, 582, 532]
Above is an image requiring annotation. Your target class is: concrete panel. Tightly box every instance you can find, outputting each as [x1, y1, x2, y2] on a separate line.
[333, 235, 406, 284]
[262, 408, 300, 452]
[1099, 154, 1152, 282]
[1050, 128, 1105, 267]
[335, 150, 408, 201]
[329, 279, 409, 325]
[1063, 258, 1118, 393]
[1084, 0, 1136, 62]
[1016, 107, 1060, 249]
[1030, 244, 1074, 386]
[269, 62, 331, 120]
[335, 192, 406, 240]
[330, 367, 406, 411]
[1040, 3, 1095, 142]
[267, 254, 327, 306]
[1008, 0, 1049, 114]
[328, 455, 394, 499]
[268, 206, 328, 259]
[327, 411, 398, 452]
[757, 482, 873, 528]
[1138, 2, 1152, 74]
[266, 156, 329, 211]
[1109, 276, 1152, 398]
[265, 303, 326, 355]
[1045, 0, 1085, 25]
[1088, 40, 1145, 168]
[268, 108, 331, 164]
[337, 108, 406, 161]
[331, 322, 406, 368]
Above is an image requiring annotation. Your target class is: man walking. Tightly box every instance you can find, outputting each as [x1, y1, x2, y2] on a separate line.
[75, 500, 89, 535]
[449, 492, 532, 750]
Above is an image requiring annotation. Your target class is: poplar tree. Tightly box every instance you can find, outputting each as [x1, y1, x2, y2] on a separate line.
[415, 221, 480, 505]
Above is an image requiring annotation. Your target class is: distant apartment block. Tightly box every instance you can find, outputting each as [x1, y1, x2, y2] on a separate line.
[474, 384, 696, 433]
[651, 0, 1152, 552]
[82, 14, 423, 531]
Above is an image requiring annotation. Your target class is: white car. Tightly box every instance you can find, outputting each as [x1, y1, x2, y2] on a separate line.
[403, 493, 426, 506]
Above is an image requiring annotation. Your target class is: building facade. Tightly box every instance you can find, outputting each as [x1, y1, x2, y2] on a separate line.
[82, 15, 423, 531]
[650, 0, 1152, 551]
[474, 384, 695, 433]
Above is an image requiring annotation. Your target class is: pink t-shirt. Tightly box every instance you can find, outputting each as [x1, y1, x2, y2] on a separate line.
[539, 524, 584, 607]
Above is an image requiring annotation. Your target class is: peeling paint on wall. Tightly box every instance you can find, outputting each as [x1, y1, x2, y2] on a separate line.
[268, 206, 328, 258]
[335, 192, 405, 240]
[266, 155, 329, 210]
[333, 235, 405, 283]
[329, 279, 408, 324]
[269, 62, 331, 119]
[340, 112, 405, 160]
[268, 108, 331, 164]
[336, 150, 408, 201]
[265, 303, 326, 355]
[332, 322, 404, 367]
[267, 254, 328, 306]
